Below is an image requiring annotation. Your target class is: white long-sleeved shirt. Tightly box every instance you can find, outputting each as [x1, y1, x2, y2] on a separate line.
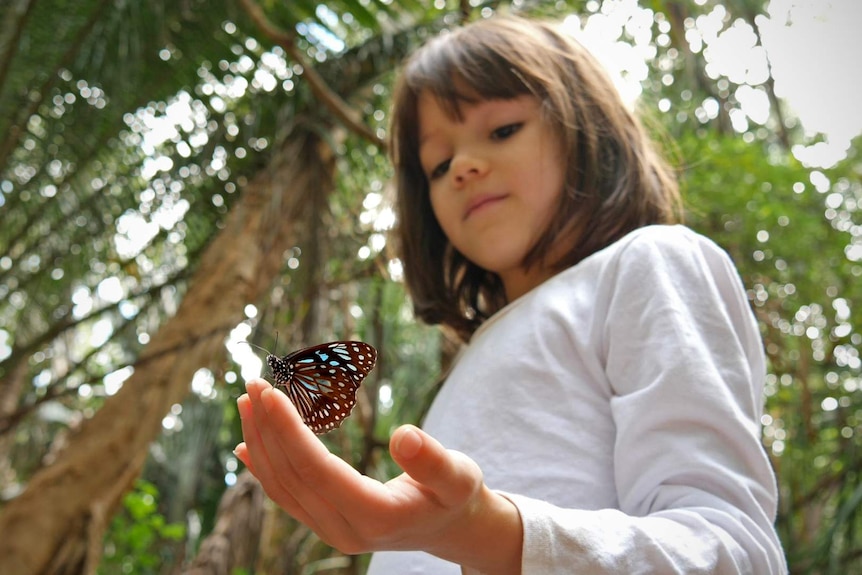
[367, 225, 786, 574]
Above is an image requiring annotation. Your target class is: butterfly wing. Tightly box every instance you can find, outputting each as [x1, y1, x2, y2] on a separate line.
[268, 341, 377, 434]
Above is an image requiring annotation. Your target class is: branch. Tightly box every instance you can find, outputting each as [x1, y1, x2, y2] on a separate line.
[739, 3, 792, 151]
[460, 0, 471, 22]
[665, 1, 732, 135]
[0, 0, 39, 98]
[0, 263, 192, 379]
[0, 293, 164, 437]
[237, 0, 386, 150]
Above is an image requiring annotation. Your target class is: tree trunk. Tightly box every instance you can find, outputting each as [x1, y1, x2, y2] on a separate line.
[0, 125, 336, 575]
[184, 470, 265, 575]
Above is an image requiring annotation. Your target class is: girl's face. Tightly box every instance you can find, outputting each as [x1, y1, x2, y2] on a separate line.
[418, 92, 567, 301]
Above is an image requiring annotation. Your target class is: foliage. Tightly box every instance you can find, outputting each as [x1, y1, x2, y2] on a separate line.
[679, 130, 862, 572]
[99, 479, 186, 575]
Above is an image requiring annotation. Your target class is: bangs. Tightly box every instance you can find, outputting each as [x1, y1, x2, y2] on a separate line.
[401, 27, 539, 120]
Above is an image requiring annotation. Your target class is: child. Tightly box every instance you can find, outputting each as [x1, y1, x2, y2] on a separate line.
[235, 15, 787, 574]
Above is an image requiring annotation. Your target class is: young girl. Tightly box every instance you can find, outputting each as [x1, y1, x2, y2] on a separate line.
[235, 15, 787, 574]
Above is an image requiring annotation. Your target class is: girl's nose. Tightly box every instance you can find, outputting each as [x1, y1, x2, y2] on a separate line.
[450, 153, 488, 187]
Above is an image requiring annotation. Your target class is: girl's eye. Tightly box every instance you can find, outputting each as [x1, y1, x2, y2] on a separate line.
[428, 159, 450, 180]
[424, 122, 522, 181]
[492, 123, 522, 140]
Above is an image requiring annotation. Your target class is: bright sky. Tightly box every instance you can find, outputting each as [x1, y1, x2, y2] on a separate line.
[758, 0, 862, 167]
[567, 0, 861, 168]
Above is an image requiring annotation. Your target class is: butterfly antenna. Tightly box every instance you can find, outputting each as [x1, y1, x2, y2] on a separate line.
[238, 340, 273, 356]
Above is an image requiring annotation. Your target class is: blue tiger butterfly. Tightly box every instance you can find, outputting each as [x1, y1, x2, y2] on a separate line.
[246, 340, 377, 435]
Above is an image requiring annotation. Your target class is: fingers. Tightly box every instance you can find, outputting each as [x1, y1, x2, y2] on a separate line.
[390, 425, 484, 510]
[238, 380, 359, 540]
[237, 384, 489, 556]
[250, 383, 388, 527]
[253, 383, 334, 477]
[233, 442, 254, 474]
[236, 384, 317, 528]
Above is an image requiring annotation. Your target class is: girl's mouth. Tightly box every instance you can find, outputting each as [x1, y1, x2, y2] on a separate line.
[464, 194, 507, 220]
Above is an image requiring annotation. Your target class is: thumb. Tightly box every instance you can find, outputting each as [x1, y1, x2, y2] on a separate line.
[390, 425, 483, 509]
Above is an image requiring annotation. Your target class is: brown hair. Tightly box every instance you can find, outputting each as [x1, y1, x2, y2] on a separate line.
[390, 15, 680, 342]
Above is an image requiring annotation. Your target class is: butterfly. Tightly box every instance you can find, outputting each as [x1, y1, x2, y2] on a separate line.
[249, 341, 377, 435]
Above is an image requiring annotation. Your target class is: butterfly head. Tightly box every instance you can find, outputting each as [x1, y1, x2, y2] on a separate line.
[265, 354, 278, 370]
[265, 354, 293, 384]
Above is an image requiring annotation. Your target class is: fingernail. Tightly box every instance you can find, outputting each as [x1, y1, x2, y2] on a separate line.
[396, 426, 423, 459]
[237, 395, 251, 419]
[260, 388, 276, 414]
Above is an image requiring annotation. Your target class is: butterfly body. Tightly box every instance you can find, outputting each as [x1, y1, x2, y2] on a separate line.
[265, 341, 377, 434]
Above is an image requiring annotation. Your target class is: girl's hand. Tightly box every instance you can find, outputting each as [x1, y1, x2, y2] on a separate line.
[234, 379, 522, 574]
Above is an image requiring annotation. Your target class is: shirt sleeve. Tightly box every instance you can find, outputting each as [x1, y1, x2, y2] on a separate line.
[500, 228, 786, 574]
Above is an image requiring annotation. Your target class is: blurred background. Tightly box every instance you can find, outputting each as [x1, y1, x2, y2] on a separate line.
[0, 0, 860, 573]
